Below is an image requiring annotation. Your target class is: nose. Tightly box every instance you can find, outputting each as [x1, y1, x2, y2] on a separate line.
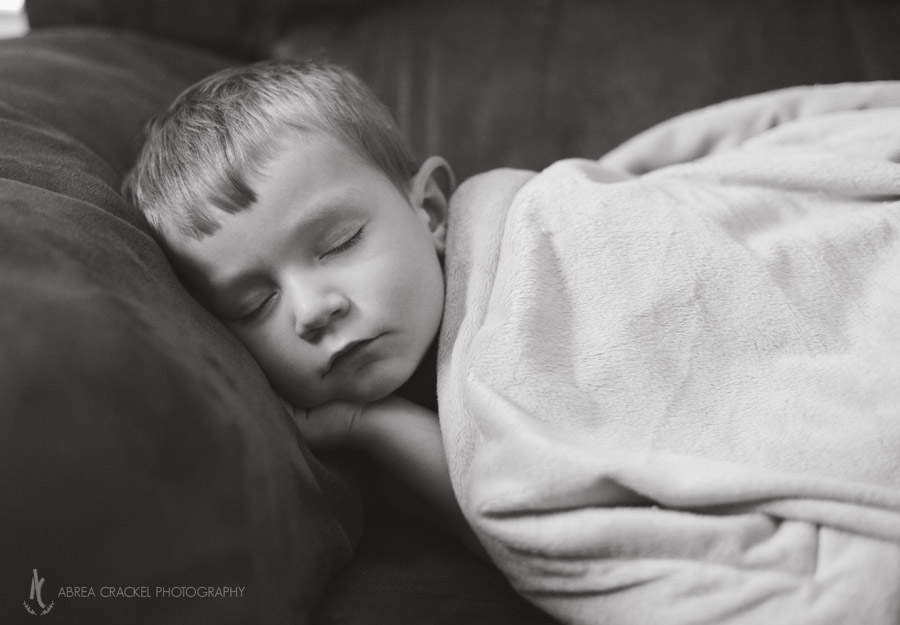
[289, 282, 350, 343]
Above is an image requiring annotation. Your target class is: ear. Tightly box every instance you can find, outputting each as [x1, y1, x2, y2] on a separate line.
[409, 156, 455, 256]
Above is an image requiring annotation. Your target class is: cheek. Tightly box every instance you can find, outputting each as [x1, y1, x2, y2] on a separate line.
[390, 248, 445, 329]
[370, 243, 442, 311]
[249, 331, 331, 407]
[228, 317, 317, 384]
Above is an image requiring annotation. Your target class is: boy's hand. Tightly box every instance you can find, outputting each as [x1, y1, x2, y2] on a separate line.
[281, 396, 366, 451]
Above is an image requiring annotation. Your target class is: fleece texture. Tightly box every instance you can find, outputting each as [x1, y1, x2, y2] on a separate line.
[439, 82, 900, 625]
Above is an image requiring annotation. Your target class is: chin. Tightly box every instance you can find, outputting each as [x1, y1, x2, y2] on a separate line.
[345, 359, 414, 404]
[280, 354, 419, 408]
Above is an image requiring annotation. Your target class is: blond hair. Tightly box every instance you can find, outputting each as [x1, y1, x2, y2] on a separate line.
[123, 60, 417, 240]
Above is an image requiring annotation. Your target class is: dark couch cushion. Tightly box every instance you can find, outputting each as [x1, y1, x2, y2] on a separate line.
[0, 28, 361, 625]
[270, 0, 900, 182]
[25, 0, 900, 182]
[317, 494, 558, 625]
[24, 0, 402, 58]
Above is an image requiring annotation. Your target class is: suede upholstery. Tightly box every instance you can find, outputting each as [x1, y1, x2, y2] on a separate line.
[0, 29, 361, 625]
[271, 0, 900, 181]
[28, 0, 900, 181]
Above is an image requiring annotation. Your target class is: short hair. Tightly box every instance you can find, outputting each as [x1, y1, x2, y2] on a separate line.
[123, 60, 418, 241]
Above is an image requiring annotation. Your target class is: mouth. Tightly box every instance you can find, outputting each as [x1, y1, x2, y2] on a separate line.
[322, 336, 379, 377]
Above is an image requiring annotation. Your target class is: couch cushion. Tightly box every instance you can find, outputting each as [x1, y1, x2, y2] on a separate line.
[0, 28, 361, 624]
[270, 0, 900, 182]
[25, 0, 900, 182]
[24, 0, 402, 58]
[317, 492, 558, 625]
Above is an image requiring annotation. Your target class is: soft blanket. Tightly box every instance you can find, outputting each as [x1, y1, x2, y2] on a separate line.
[438, 82, 900, 624]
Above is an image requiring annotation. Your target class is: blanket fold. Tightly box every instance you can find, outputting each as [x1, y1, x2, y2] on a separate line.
[438, 82, 900, 624]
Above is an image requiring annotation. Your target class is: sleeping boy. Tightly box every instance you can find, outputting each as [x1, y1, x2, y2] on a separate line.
[122, 60, 478, 551]
[126, 57, 900, 622]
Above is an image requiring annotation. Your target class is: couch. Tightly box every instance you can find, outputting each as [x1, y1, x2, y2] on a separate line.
[3, 1, 900, 623]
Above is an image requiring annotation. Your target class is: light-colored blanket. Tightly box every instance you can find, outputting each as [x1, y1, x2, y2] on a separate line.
[438, 82, 900, 624]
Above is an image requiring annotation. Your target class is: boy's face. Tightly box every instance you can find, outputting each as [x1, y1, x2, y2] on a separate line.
[168, 133, 448, 408]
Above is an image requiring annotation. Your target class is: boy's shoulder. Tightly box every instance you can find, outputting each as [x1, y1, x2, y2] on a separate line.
[450, 160, 628, 210]
[449, 167, 535, 214]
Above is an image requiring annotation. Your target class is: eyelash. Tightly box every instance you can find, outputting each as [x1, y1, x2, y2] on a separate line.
[237, 293, 275, 323]
[234, 227, 366, 324]
[324, 226, 365, 257]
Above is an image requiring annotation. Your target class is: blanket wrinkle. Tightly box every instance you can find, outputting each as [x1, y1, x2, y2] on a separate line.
[440, 82, 900, 624]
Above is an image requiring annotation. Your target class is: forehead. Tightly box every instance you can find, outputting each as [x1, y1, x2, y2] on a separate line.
[164, 132, 401, 296]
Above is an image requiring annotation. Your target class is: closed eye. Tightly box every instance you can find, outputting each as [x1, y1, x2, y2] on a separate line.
[323, 226, 365, 258]
[235, 292, 277, 324]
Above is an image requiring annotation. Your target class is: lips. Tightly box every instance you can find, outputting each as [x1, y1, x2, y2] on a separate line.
[323, 337, 378, 376]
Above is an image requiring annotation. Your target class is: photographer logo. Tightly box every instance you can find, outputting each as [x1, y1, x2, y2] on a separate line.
[20, 568, 244, 615]
[23, 569, 54, 616]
